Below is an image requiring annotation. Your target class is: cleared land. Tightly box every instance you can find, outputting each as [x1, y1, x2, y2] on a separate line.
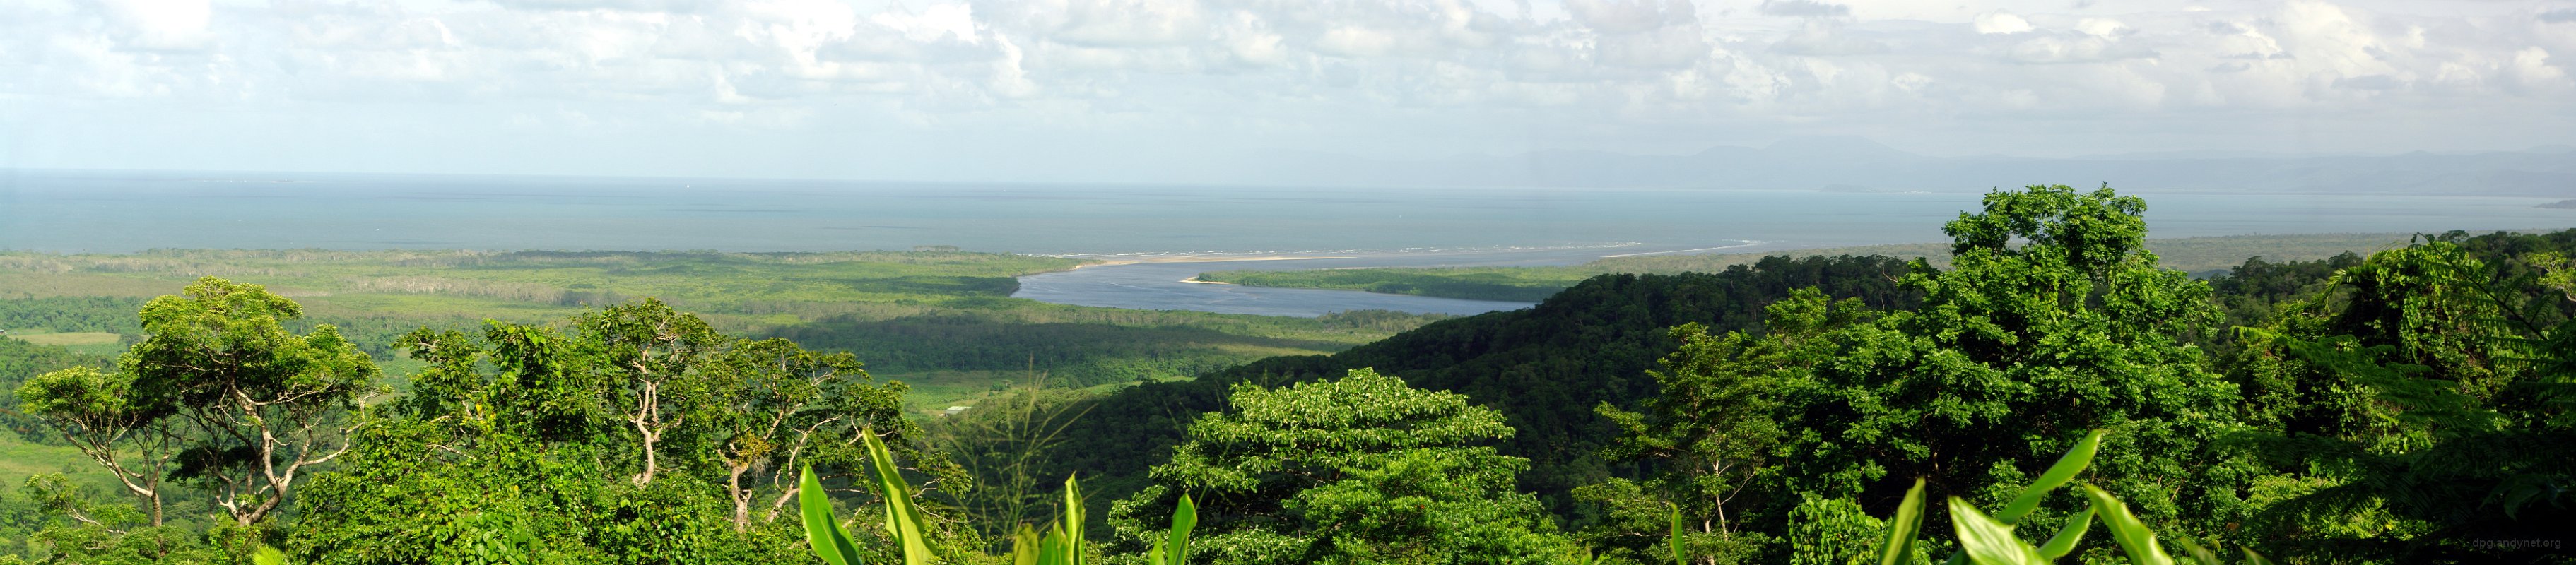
[0, 249, 1449, 412]
[1, 331, 125, 357]
[1196, 232, 2424, 302]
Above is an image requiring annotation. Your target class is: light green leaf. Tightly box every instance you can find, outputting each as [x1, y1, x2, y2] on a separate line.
[1671, 502, 1689, 565]
[2035, 506, 2093, 559]
[1878, 477, 1928, 565]
[2083, 485, 2173, 565]
[862, 429, 936, 564]
[1163, 494, 1196, 565]
[1012, 524, 1041, 565]
[2000, 430, 2102, 525]
[1061, 474, 1086, 565]
[800, 465, 864, 565]
[1948, 497, 2045, 565]
[2239, 547, 2273, 565]
[252, 545, 290, 565]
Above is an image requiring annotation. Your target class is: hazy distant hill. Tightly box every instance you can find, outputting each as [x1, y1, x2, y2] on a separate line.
[1252, 137, 2576, 196]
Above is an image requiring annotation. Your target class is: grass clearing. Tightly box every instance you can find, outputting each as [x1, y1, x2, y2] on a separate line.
[4, 331, 122, 347]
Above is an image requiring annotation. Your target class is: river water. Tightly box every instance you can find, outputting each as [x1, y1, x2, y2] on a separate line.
[1012, 258, 1536, 317]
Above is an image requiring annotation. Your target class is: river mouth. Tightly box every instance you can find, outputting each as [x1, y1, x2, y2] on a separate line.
[1008, 244, 1756, 317]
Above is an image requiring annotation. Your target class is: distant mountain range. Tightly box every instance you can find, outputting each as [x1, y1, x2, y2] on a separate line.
[1242, 137, 2576, 196]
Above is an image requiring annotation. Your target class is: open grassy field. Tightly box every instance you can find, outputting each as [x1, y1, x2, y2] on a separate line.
[1196, 232, 2425, 301]
[1, 331, 126, 357]
[0, 249, 1447, 409]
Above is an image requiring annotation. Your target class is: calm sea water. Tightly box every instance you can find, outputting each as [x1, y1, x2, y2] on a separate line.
[4, 169, 2568, 316]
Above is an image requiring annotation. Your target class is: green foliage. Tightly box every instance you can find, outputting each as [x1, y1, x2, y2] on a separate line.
[2227, 233, 2576, 561]
[1874, 479, 1924, 565]
[1587, 288, 1872, 564]
[927, 379, 1095, 543]
[293, 299, 958, 564]
[13, 277, 380, 530]
[0, 297, 148, 338]
[1779, 186, 2251, 549]
[796, 432, 1200, 565]
[1055, 255, 1920, 531]
[0, 337, 111, 442]
[1855, 433, 2268, 565]
[1782, 494, 1883, 565]
[1107, 369, 1578, 564]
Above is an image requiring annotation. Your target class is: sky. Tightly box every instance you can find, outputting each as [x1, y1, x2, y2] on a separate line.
[1, 0, 2572, 182]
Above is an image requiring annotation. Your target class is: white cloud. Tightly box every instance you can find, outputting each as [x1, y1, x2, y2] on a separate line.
[1975, 12, 2033, 34]
[95, 0, 214, 50]
[2074, 18, 2128, 37]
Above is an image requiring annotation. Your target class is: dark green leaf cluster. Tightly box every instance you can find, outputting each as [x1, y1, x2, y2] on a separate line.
[1107, 369, 1578, 564]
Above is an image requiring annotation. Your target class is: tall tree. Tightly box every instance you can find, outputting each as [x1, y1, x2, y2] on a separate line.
[20, 277, 379, 528]
[293, 302, 958, 564]
[705, 338, 903, 531]
[1778, 186, 2248, 541]
[1584, 287, 1875, 564]
[575, 298, 727, 487]
[1106, 368, 1576, 564]
[13, 366, 181, 526]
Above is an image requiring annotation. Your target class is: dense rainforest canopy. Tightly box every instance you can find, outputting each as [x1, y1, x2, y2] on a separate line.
[1, 186, 2570, 564]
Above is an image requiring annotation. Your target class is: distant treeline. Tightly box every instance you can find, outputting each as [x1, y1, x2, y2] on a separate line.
[0, 297, 148, 336]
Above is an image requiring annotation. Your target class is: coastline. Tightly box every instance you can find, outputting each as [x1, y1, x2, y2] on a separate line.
[1056, 254, 1360, 269]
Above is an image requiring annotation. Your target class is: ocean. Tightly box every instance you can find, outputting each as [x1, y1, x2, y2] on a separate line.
[4, 169, 2568, 316]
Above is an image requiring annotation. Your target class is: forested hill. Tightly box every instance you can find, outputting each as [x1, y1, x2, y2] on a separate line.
[1047, 254, 1920, 519]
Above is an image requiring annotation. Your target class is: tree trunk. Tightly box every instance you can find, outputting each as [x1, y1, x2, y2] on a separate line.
[729, 463, 753, 531]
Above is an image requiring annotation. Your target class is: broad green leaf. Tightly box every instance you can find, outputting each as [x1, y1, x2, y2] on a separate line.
[2178, 537, 2223, 565]
[2035, 506, 2094, 559]
[1670, 502, 1688, 565]
[861, 429, 936, 564]
[800, 465, 864, 565]
[1878, 477, 1928, 565]
[1062, 475, 1086, 565]
[1038, 525, 1071, 565]
[2000, 430, 2102, 525]
[2239, 547, 2273, 565]
[1163, 494, 1196, 565]
[1012, 524, 1041, 565]
[252, 546, 290, 565]
[2083, 485, 2173, 565]
[1947, 497, 2045, 565]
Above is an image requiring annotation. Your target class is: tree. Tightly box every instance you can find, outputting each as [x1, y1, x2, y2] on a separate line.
[290, 301, 958, 564]
[1584, 288, 1874, 564]
[13, 366, 181, 526]
[2230, 240, 2576, 561]
[1106, 368, 1576, 564]
[18, 277, 379, 528]
[705, 338, 902, 532]
[1778, 186, 2248, 544]
[576, 298, 728, 487]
